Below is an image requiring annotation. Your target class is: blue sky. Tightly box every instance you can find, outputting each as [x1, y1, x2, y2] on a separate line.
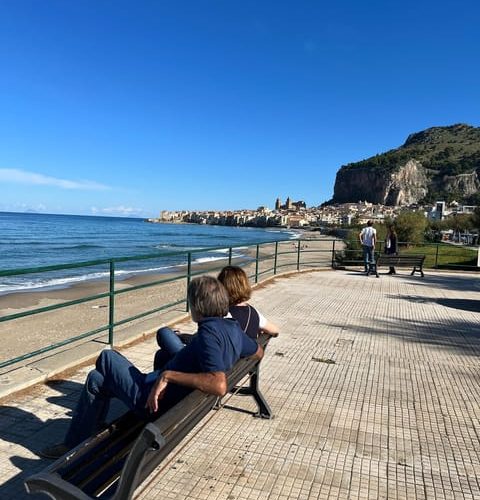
[0, 1, 479, 217]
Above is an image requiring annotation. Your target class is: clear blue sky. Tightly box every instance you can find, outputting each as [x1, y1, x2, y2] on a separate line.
[1, 1, 479, 217]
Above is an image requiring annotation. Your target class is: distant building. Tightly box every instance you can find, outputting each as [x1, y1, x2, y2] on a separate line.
[428, 201, 447, 221]
[275, 196, 306, 211]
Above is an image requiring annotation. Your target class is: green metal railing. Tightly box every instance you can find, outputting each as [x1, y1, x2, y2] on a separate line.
[0, 237, 334, 369]
[1, 236, 477, 370]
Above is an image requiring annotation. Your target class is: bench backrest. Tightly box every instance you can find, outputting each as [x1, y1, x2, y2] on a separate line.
[377, 254, 425, 265]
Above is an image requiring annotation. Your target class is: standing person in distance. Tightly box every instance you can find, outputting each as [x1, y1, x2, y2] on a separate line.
[359, 220, 377, 275]
[384, 225, 398, 274]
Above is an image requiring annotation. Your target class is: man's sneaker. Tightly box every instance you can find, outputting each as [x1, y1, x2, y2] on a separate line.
[39, 443, 69, 459]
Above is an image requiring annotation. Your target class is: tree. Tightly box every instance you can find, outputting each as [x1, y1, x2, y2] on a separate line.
[394, 212, 428, 245]
[471, 207, 480, 232]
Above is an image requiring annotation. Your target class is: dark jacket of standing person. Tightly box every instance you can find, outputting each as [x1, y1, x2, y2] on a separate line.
[384, 226, 398, 274]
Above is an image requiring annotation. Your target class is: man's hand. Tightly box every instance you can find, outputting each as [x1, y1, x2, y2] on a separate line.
[146, 372, 169, 413]
[251, 344, 264, 361]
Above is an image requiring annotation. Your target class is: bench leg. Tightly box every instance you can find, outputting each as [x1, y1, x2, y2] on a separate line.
[113, 424, 166, 500]
[248, 367, 273, 419]
[227, 366, 273, 419]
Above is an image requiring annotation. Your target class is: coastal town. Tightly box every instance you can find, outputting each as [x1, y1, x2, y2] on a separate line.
[147, 196, 478, 229]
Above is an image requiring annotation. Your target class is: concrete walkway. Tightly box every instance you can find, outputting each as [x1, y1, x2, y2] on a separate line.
[0, 269, 479, 499]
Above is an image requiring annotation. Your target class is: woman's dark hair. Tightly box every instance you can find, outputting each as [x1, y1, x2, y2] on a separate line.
[187, 276, 229, 318]
[217, 265, 252, 306]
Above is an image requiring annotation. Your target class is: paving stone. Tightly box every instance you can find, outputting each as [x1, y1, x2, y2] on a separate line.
[0, 270, 479, 499]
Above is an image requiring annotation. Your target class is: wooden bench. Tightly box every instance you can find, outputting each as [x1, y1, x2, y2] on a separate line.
[25, 335, 272, 500]
[374, 254, 426, 277]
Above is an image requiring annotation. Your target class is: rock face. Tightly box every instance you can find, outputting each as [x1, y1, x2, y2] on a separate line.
[332, 124, 480, 206]
[334, 160, 428, 205]
[439, 171, 480, 198]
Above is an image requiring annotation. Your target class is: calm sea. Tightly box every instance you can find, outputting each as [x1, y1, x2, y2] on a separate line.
[0, 212, 296, 294]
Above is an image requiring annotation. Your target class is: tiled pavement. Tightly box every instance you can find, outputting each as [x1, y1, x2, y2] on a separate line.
[0, 269, 479, 499]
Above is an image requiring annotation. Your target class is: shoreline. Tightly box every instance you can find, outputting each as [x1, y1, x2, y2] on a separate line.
[0, 228, 326, 311]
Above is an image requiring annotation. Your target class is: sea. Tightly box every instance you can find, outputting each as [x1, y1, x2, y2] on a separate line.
[0, 212, 297, 295]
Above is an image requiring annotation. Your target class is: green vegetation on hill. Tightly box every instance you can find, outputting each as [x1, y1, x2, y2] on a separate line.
[341, 124, 480, 204]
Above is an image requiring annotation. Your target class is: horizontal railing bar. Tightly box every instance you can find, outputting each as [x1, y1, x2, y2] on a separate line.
[113, 274, 186, 296]
[0, 291, 111, 323]
[0, 324, 111, 369]
[112, 298, 186, 329]
[0, 240, 291, 277]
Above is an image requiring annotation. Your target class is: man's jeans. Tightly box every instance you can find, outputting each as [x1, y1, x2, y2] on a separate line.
[362, 244, 375, 272]
[153, 327, 187, 370]
[65, 350, 158, 447]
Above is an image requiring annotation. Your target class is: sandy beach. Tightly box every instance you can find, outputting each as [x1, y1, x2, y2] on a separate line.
[0, 233, 338, 369]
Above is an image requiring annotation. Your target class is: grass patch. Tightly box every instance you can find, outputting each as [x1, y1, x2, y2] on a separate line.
[401, 244, 477, 267]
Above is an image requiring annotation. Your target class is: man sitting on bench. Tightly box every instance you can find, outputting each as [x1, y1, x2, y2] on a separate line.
[41, 276, 263, 459]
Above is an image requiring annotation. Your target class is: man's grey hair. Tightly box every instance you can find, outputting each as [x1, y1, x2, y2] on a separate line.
[187, 276, 229, 318]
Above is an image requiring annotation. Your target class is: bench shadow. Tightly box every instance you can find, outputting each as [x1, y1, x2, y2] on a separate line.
[0, 379, 84, 499]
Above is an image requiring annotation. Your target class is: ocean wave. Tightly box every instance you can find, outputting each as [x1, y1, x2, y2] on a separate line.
[0, 249, 252, 294]
[0, 272, 111, 294]
[1, 242, 105, 249]
[193, 256, 226, 264]
[0, 264, 181, 294]
[58, 244, 106, 250]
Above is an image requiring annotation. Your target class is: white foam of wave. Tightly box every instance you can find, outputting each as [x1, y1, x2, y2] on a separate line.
[0, 264, 181, 294]
[0, 249, 250, 294]
[194, 256, 225, 264]
[0, 272, 110, 294]
[265, 229, 299, 239]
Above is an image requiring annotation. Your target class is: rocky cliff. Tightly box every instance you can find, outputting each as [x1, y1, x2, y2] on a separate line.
[332, 124, 480, 206]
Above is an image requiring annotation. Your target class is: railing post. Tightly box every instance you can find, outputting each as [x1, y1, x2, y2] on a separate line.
[108, 261, 115, 347]
[255, 244, 260, 284]
[331, 240, 336, 268]
[228, 247, 233, 265]
[273, 241, 278, 275]
[297, 240, 301, 271]
[434, 244, 439, 269]
[186, 252, 192, 312]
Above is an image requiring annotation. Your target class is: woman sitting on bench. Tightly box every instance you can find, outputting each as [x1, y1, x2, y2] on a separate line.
[154, 266, 278, 370]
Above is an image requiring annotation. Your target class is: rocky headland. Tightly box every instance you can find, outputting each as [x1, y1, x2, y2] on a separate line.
[332, 124, 480, 206]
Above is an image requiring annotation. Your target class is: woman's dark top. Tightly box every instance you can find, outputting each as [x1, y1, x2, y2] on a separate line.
[229, 304, 260, 339]
[385, 233, 398, 254]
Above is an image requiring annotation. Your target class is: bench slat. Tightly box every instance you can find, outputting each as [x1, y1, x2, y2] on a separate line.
[375, 254, 425, 277]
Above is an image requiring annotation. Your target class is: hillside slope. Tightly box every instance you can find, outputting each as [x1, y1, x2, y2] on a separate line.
[332, 124, 480, 205]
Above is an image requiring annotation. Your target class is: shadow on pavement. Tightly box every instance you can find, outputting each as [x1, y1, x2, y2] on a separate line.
[0, 379, 83, 499]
